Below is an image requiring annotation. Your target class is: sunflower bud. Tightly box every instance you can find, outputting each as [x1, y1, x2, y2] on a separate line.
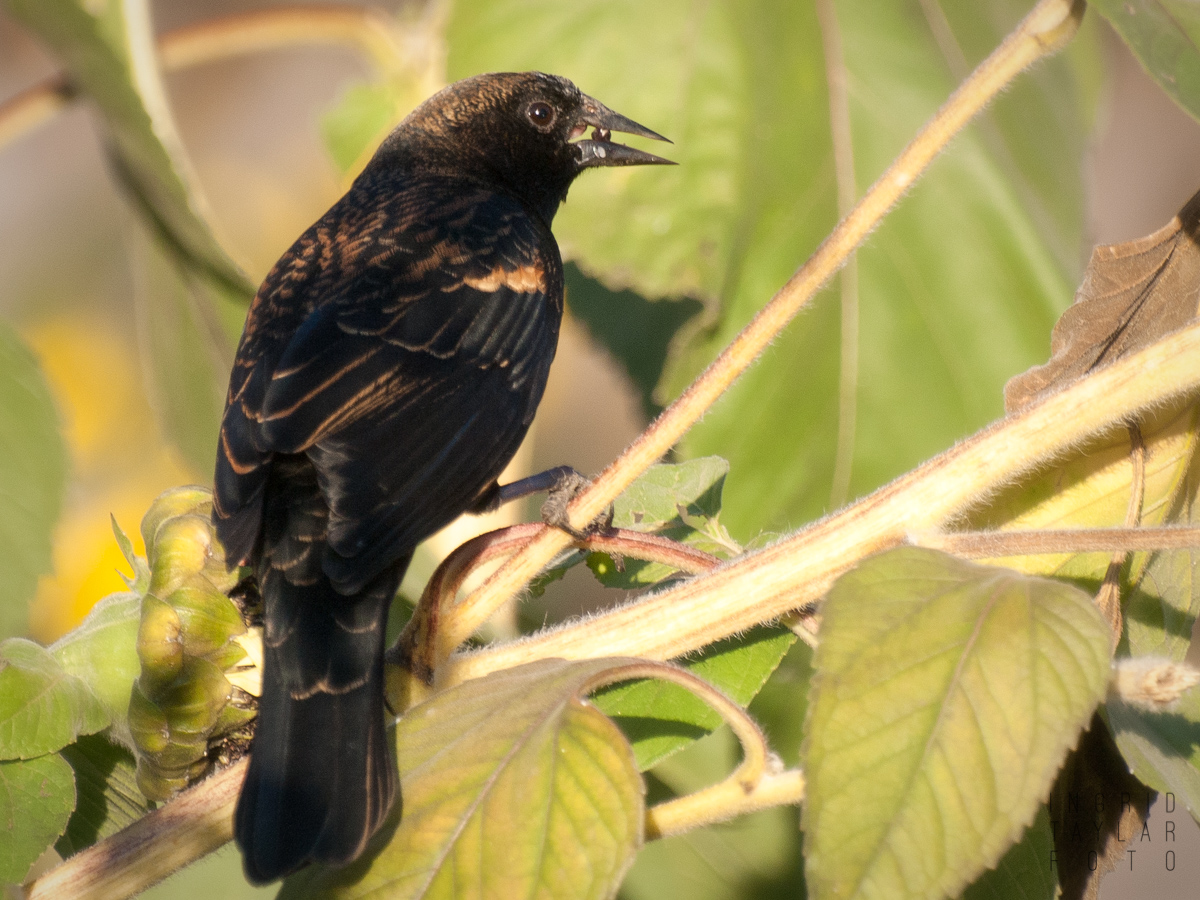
[127, 487, 257, 802]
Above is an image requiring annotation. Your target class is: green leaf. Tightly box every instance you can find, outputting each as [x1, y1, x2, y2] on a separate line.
[56, 734, 149, 857]
[0, 324, 67, 639]
[1108, 692, 1200, 823]
[282, 659, 645, 900]
[0, 753, 75, 883]
[1091, 0, 1200, 123]
[2, 0, 252, 468]
[802, 548, 1111, 900]
[446, 1, 1095, 539]
[677, 1, 1094, 536]
[449, 0, 767, 306]
[0, 639, 108, 759]
[111, 516, 151, 593]
[960, 806, 1057, 900]
[594, 626, 794, 770]
[131, 224, 244, 472]
[51, 592, 143, 743]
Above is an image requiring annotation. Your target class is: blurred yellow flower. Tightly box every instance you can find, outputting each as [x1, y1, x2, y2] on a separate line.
[24, 315, 196, 642]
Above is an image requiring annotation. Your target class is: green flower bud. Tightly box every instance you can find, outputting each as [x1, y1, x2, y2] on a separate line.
[168, 581, 245, 659]
[136, 594, 182, 688]
[127, 683, 170, 755]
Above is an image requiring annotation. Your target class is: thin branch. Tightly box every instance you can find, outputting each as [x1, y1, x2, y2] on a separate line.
[24, 760, 246, 900]
[438, 528, 721, 662]
[580, 660, 776, 839]
[913, 525, 1200, 557]
[444, 319, 1200, 686]
[0, 5, 408, 153]
[0, 78, 73, 150]
[451, 0, 1087, 644]
[816, 0, 861, 510]
[157, 6, 407, 75]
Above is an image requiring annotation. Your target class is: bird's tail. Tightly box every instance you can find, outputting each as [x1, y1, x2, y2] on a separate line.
[234, 459, 403, 884]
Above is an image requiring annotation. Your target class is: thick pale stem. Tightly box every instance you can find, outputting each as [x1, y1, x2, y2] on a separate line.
[24, 760, 245, 900]
[453, 0, 1086, 635]
[445, 320, 1200, 686]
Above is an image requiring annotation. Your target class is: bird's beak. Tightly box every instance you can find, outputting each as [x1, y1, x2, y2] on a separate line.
[572, 96, 675, 169]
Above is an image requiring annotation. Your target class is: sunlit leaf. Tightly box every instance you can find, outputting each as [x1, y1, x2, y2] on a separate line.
[284, 659, 645, 900]
[0, 638, 108, 760]
[1123, 441, 1200, 663]
[0, 753, 75, 883]
[1091, 0, 1200, 123]
[56, 734, 149, 857]
[802, 548, 1111, 900]
[0, 324, 67, 639]
[964, 399, 1199, 585]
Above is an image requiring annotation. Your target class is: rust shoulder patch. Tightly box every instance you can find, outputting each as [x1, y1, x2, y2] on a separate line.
[462, 263, 546, 294]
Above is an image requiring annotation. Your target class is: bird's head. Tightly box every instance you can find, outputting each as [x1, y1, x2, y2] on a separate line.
[376, 72, 673, 222]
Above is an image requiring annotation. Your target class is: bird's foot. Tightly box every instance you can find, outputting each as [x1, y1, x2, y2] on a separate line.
[539, 468, 614, 541]
[471, 465, 613, 540]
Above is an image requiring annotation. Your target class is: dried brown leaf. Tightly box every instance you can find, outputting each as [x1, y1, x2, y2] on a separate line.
[1006, 190, 1200, 411]
[1049, 712, 1152, 900]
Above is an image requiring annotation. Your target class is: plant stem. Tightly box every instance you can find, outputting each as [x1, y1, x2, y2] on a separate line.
[646, 769, 807, 840]
[451, 0, 1087, 639]
[23, 760, 245, 900]
[582, 660, 780, 839]
[914, 525, 1200, 557]
[445, 320, 1200, 686]
[816, 0, 861, 510]
[0, 5, 408, 153]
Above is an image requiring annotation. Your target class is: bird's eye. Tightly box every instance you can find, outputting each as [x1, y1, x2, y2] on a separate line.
[526, 101, 556, 130]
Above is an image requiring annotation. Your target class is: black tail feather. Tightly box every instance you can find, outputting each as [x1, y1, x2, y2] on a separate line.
[234, 456, 404, 884]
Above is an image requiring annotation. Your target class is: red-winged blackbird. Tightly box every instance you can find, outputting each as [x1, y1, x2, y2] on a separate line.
[213, 71, 671, 883]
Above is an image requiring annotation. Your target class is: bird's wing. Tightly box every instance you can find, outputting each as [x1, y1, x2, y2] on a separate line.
[213, 175, 562, 587]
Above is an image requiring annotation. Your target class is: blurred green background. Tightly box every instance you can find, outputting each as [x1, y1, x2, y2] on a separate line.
[1, 1, 1199, 896]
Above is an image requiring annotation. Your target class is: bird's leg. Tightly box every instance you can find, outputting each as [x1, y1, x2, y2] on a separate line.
[470, 465, 614, 540]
